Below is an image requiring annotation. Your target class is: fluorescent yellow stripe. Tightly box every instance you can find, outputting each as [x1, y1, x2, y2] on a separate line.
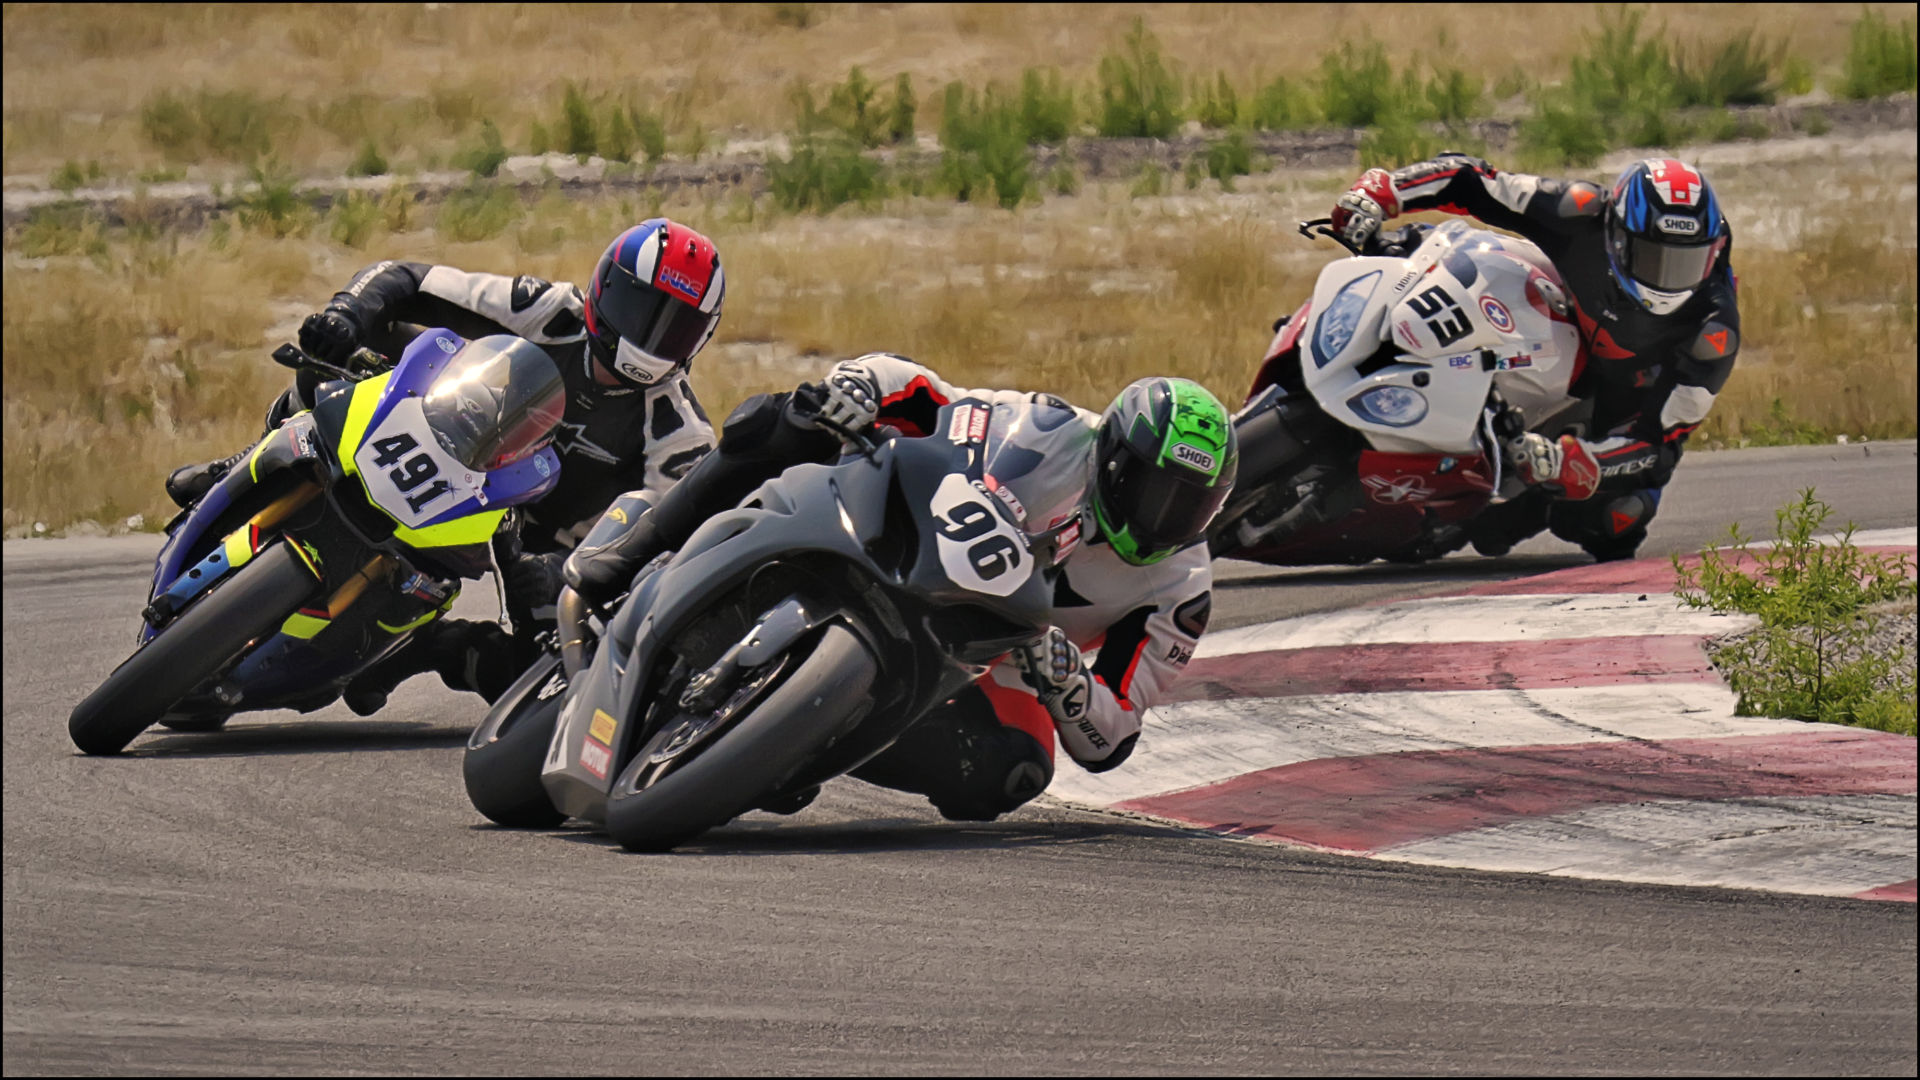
[280, 611, 330, 639]
[288, 539, 323, 578]
[392, 508, 507, 549]
[245, 433, 273, 482]
[222, 528, 255, 568]
[336, 371, 393, 477]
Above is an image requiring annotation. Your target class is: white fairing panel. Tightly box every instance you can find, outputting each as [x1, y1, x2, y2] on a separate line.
[1297, 220, 1579, 455]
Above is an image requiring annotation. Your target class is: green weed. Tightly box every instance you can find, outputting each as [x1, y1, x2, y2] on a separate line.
[1130, 161, 1168, 198]
[1247, 74, 1315, 131]
[938, 83, 1032, 209]
[347, 138, 388, 177]
[1096, 18, 1182, 138]
[889, 73, 917, 145]
[629, 104, 669, 163]
[1676, 489, 1917, 735]
[1318, 39, 1396, 127]
[1676, 29, 1785, 106]
[1205, 131, 1254, 191]
[328, 191, 381, 249]
[455, 119, 509, 178]
[139, 87, 286, 163]
[14, 204, 109, 259]
[437, 182, 522, 242]
[1016, 68, 1076, 144]
[236, 159, 310, 238]
[1194, 73, 1240, 129]
[767, 133, 885, 213]
[560, 83, 597, 159]
[1840, 8, 1919, 99]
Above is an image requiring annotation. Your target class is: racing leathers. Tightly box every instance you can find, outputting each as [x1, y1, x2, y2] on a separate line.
[285, 260, 715, 706]
[564, 353, 1214, 820]
[1333, 154, 1741, 558]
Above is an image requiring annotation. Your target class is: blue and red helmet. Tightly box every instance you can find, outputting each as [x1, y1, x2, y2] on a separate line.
[585, 219, 726, 387]
[1604, 158, 1729, 316]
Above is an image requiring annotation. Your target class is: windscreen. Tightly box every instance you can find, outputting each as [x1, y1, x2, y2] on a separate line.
[977, 398, 1094, 540]
[420, 335, 565, 471]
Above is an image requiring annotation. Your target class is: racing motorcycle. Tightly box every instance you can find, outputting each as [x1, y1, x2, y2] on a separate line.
[1208, 217, 1588, 565]
[68, 329, 566, 755]
[463, 393, 1081, 852]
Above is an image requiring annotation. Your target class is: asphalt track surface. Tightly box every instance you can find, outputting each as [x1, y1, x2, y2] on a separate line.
[6, 442, 1916, 1075]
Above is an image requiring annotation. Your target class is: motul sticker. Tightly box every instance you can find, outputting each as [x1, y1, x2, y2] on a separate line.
[589, 709, 617, 746]
[947, 405, 983, 444]
[1171, 443, 1216, 473]
[579, 738, 611, 779]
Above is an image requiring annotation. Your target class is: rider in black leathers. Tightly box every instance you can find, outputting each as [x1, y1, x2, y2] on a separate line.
[1330, 153, 1741, 560]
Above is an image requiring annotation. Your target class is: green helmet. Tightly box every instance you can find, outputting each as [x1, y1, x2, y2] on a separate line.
[1091, 377, 1238, 565]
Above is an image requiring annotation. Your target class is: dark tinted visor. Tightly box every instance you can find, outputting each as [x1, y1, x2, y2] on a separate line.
[1623, 233, 1716, 292]
[593, 265, 717, 366]
[422, 336, 565, 471]
[1100, 450, 1231, 551]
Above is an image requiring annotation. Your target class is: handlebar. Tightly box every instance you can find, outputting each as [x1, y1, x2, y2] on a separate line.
[271, 342, 390, 383]
[1298, 217, 1367, 257]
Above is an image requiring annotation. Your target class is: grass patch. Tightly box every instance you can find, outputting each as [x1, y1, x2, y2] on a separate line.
[437, 182, 522, 242]
[1840, 8, 1919, 99]
[937, 83, 1033, 208]
[139, 87, 287, 163]
[347, 138, 388, 178]
[1677, 490, 1917, 735]
[1095, 18, 1182, 138]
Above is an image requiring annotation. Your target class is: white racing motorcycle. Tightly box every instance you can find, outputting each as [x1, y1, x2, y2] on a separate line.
[1208, 217, 1592, 565]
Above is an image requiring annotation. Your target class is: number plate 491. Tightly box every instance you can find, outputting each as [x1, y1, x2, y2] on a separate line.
[354, 399, 485, 528]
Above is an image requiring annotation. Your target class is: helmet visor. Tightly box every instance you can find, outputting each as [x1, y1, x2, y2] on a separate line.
[592, 265, 719, 367]
[1619, 230, 1717, 293]
[1099, 449, 1232, 555]
[422, 336, 565, 471]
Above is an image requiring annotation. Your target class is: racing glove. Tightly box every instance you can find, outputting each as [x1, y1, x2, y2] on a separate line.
[299, 307, 363, 365]
[814, 362, 882, 436]
[1330, 167, 1400, 248]
[1012, 626, 1094, 727]
[503, 550, 568, 623]
[1509, 433, 1601, 501]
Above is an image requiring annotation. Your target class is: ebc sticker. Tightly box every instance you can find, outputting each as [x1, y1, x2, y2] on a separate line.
[353, 398, 486, 527]
[930, 472, 1026, 597]
[1479, 295, 1515, 333]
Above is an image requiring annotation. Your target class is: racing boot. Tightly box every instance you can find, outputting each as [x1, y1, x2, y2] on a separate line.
[1468, 490, 1552, 557]
[164, 448, 250, 509]
[1551, 489, 1659, 563]
[341, 619, 520, 715]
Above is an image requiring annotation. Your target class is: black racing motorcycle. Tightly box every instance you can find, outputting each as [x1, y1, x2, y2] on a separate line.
[462, 393, 1091, 851]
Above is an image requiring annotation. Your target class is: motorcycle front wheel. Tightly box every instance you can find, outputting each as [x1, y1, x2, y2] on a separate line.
[604, 623, 878, 853]
[68, 541, 317, 755]
[462, 651, 568, 829]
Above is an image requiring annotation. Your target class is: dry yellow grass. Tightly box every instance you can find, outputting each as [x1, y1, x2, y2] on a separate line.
[4, 3, 1908, 177]
[4, 124, 1913, 533]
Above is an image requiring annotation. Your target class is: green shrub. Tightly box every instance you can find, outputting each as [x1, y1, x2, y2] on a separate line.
[438, 181, 522, 241]
[1096, 18, 1182, 138]
[1781, 55, 1815, 97]
[456, 119, 509, 177]
[828, 66, 885, 148]
[1247, 74, 1315, 131]
[939, 82, 1033, 208]
[52, 160, 89, 193]
[1424, 66, 1484, 123]
[1204, 131, 1254, 191]
[347, 138, 388, 177]
[1017, 68, 1076, 144]
[560, 82, 597, 159]
[1519, 7, 1680, 166]
[1840, 8, 1919, 99]
[15, 204, 108, 259]
[1319, 39, 1396, 127]
[629, 104, 668, 162]
[1194, 73, 1240, 129]
[139, 87, 284, 163]
[1676, 489, 1917, 734]
[1359, 114, 1439, 169]
[236, 159, 309, 238]
[1183, 155, 1204, 190]
[888, 73, 917, 145]
[1676, 29, 1784, 106]
[767, 133, 884, 213]
[528, 120, 552, 156]
[1049, 153, 1080, 196]
[1741, 398, 1829, 446]
[328, 191, 381, 249]
[1130, 161, 1168, 198]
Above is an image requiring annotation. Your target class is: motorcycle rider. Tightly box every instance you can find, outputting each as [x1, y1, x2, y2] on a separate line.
[1329, 153, 1739, 560]
[165, 218, 725, 710]
[561, 354, 1237, 821]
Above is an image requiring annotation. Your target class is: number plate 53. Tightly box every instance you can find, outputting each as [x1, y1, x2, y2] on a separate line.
[354, 399, 485, 528]
[930, 473, 1027, 597]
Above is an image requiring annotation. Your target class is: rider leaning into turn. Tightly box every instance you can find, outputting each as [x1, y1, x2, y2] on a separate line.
[561, 353, 1237, 821]
[166, 218, 725, 711]
[1329, 153, 1740, 560]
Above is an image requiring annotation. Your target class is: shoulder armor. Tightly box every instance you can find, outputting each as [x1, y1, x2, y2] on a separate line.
[1558, 181, 1607, 218]
[1690, 320, 1739, 362]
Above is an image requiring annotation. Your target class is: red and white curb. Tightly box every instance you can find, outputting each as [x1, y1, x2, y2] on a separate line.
[1050, 526, 1918, 901]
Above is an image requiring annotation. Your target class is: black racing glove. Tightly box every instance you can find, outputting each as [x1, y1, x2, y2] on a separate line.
[299, 308, 363, 365]
[503, 551, 567, 623]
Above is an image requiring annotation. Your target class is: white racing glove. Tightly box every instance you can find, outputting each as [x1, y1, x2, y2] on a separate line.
[815, 363, 881, 436]
[1012, 626, 1094, 726]
[1508, 432, 1601, 501]
[1330, 168, 1399, 248]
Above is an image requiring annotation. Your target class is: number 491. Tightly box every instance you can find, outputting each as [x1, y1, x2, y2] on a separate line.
[371, 433, 454, 513]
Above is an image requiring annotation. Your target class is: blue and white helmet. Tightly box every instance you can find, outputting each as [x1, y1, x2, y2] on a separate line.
[1604, 158, 1729, 316]
[585, 218, 726, 388]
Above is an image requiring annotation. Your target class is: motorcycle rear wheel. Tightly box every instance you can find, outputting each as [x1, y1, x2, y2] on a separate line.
[68, 541, 316, 755]
[462, 652, 568, 829]
[605, 623, 877, 853]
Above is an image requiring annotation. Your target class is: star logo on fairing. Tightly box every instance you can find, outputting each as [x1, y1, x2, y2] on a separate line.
[550, 420, 619, 464]
[1362, 474, 1434, 504]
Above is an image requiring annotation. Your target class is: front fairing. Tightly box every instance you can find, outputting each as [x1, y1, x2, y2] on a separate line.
[542, 404, 1057, 822]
